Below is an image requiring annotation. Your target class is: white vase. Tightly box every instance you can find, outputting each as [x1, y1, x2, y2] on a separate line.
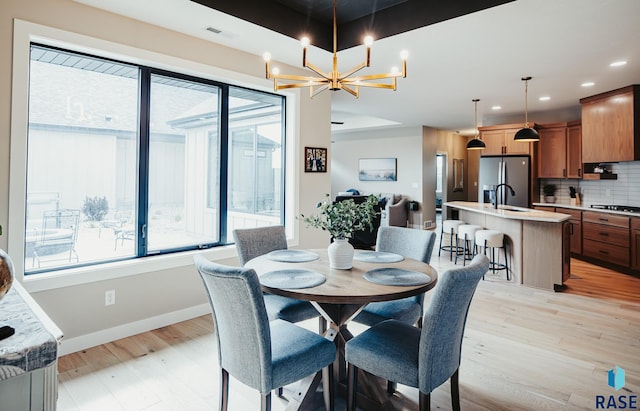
[0, 249, 15, 302]
[328, 238, 354, 269]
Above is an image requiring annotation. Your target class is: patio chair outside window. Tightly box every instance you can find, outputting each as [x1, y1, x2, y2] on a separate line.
[32, 209, 80, 268]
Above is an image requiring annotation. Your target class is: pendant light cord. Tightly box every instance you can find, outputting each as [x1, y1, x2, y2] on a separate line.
[473, 99, 479, 138]
[524, 77, 530, 128]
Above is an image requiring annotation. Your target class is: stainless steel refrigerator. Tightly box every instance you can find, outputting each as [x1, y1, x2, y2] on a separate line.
[478, 155, 530, 208]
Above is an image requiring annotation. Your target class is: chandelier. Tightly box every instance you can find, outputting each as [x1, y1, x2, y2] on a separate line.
[262, 0, 408, 98]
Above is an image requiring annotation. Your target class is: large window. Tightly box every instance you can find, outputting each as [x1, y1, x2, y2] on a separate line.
[24, 44, 285, 273]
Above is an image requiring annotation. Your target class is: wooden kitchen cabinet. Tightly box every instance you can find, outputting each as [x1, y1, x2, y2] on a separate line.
[479, 123, 535, 156]
[538, 122, 582, 178]
[566, 124, 582, 178]
[582, 211, 630, 267]
[556, 207, 582, 255]
[580, 85, 640, 162]
[481, 129, 508, 155]
[632, 218, 640, 270]
[562, 221, 571, 283]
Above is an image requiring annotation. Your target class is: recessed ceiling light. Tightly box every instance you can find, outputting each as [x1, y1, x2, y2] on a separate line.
[610, 61, 627, 67]
[581, 82, 595, 87]
[539, 96, 551, 101]
[491, 105, 501, 110]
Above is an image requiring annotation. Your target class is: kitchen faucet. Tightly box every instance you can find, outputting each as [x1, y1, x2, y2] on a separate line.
[493, 183, 516, 208]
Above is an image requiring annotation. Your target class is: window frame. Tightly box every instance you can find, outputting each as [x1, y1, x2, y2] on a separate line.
[9, 19, 297, 291]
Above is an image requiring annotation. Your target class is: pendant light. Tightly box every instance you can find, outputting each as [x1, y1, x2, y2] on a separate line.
[466, 98, 486, 150]
[514, 76, 540, 142]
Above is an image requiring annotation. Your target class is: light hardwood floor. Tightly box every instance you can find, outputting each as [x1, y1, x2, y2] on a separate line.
[58, 232, 640, 410]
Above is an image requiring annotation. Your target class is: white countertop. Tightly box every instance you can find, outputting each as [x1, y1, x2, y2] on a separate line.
[445, 201, 571, 223]
[532, 202, 640, 218]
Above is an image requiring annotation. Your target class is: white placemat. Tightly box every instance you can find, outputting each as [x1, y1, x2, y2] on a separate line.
[260, 269, 326, 289]
[353, 251, 404, 263]
[363, 268, 432, 286]
[266, 249, 320, 263]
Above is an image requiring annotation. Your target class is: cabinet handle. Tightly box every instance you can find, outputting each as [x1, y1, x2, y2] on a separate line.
[578, 168, 582, 177]
[599, 232, 609, 236]
[570, 223, 574, 234]
[599, 218, 609, 222]
[563, 169, 566, 177]
[599, 250, 609, 255]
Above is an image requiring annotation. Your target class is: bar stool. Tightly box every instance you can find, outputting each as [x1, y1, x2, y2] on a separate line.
[474, 229, 510, 280]
[455, 224, 483, 266]
[438, 219, 465, 261]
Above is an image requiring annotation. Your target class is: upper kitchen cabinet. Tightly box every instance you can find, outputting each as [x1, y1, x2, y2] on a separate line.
[580, 85, 640, 162]
[479, 123, 536, 156]
[538, 122, 582, 179]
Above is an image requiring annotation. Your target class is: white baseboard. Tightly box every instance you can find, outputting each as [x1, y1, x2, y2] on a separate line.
[58, 303, 211, 356]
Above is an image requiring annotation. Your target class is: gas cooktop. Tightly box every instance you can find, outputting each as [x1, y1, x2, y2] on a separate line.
[590, 205, 640, 213]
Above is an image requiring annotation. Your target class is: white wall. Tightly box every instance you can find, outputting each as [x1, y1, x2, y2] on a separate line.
[331, 127, 423, 200]
[0, 0, 331, 353]
[331, 126, 438, 228]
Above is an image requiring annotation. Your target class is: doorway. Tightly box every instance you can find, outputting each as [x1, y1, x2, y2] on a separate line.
[436, 154, 445, 213]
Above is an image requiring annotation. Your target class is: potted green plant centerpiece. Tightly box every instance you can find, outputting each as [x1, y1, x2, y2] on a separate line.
[543, 183, 557, 203]
[302, 194, 379, 269]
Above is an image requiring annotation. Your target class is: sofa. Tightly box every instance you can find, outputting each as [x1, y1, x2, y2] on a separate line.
[378, 193, 408, 228]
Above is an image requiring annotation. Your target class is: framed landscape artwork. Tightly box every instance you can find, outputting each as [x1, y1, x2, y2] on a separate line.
[359, 158, 397, 181]
[305, 147, 327, 172]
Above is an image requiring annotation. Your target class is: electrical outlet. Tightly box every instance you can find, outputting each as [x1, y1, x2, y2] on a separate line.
[105, 289, 116, 306]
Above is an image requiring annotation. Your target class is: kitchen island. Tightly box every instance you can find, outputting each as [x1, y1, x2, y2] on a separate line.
[445, 201, 571, 291]
[0, 281, 62, 410]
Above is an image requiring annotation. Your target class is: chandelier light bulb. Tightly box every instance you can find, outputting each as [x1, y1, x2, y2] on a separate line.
[390, 66, 399, 74]
[400, 50, 409, 60]
[272, 67, 280, 75]
[263, 52, 271, 62]
[300, 37, 311, 48]
[364, 35, 374, 47]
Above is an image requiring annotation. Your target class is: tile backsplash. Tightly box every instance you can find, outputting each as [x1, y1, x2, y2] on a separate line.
[540, 161, 640, 207]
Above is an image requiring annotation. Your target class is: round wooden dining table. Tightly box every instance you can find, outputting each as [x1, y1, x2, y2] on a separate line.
[246, 248, 438, 411]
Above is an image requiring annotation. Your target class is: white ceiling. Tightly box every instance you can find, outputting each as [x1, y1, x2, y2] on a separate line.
[74, 0, 640, 136]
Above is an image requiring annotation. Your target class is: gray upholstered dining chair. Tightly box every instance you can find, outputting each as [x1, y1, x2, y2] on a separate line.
[193, 254, 336, 411]
[345, 254, 490, 411]
[353, 226, 437, 327]
[233, 226, 320, 325]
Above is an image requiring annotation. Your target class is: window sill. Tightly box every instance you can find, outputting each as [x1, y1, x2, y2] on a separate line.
[21, 245, 239, 293]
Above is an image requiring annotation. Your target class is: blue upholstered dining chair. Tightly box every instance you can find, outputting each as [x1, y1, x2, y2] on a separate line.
[233, 226, 321, 325]
[193, 255, 336, 411]
[345, 254, 490, 411]
[353, 226, 437, 328]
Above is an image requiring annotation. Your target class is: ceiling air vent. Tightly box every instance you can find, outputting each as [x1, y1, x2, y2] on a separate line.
[206, 26, 222, 34]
